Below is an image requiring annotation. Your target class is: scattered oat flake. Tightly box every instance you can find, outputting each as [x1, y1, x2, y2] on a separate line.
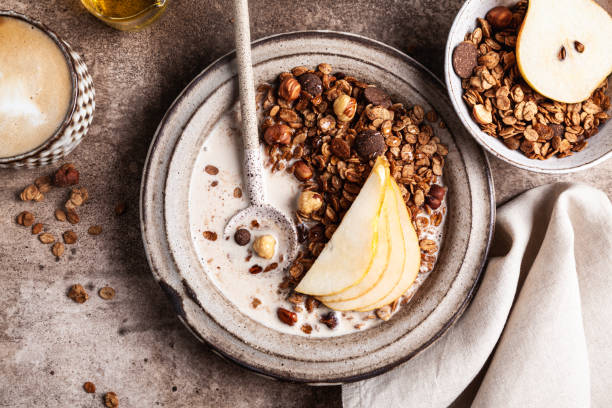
[251, 297, 261, 308]
[32, 223, 43, 235]
[39, 233, 55, 244]
[203, 231, 217, 241]
[301, 324, 313, 334]
[251, 220, 260, 228]
[52, 242, 65, 257]
[88, 225, 103, 235]
[83, 382, 96, 393]
[63, 230, 77, 245]
[55, 208, 67, 222]
[99, 286, 116, 300]
[233, 187, 242, 198]
[204, 165, 219, 175]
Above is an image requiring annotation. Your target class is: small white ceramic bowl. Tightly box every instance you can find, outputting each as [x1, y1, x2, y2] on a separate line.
[444, 0, 612, 173]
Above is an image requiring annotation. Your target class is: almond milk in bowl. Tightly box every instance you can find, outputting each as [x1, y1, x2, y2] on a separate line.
[141, 31, 494, 382]
[0, 11, 95, 169]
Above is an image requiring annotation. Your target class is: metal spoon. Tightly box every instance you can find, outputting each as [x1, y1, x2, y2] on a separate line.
[224, 0, 298, 269]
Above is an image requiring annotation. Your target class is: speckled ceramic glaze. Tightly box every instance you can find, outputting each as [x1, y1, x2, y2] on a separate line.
[0, 10, 95, 169]
[445, 0, 612, 174]
[141, 31, 494, 383]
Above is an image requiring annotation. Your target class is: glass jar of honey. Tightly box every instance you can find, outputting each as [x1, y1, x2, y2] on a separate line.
[80, 0, 167, 31]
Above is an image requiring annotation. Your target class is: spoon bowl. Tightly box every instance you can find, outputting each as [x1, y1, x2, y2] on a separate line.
[224, 204, 298, 271]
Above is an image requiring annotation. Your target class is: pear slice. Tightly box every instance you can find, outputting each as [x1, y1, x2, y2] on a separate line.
[356, 179, 421, 312]
[516, 0, 612, 103]
[317, 179, 392, 304]
[321, 179, 406, 311]
[295, 157, 389, 296]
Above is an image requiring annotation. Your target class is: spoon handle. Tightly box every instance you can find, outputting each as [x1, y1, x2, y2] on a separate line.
[233, 0, 265, 206]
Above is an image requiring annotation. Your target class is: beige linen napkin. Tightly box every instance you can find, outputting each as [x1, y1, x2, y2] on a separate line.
[343, 182, 612, 408]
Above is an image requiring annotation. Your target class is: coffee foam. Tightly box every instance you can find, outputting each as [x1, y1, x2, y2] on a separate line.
[0, 17, 72, 158]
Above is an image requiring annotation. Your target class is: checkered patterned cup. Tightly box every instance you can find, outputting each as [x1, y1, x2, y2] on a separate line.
[0, 10, 95, 169]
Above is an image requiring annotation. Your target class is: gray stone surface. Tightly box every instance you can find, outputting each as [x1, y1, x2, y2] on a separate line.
[0, 1, 610, 407]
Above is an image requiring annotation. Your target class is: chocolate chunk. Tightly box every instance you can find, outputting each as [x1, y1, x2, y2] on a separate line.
[298, 73, 323, 96]
[452, 41, 478, 79]
[363, 87, 391, 108]
[355, 129, 386, 160]
[234, 228, 251, 246]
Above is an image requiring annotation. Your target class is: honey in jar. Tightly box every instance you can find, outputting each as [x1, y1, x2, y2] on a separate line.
[80, 0, 167, 31]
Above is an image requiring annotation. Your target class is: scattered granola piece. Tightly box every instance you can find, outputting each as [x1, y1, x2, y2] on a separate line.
[204, 165, 219, 175]
[233, 187, 242, 198]
[99, 286, 116, 300]
[16, 211, 35, 227]
[203, 231, 217, 241]
[32, 223, 43, 235]
[20, 184, 44, 202]
[301, 324, 313, 334]
[83, 382, 96, 393]
[251, 297, 261, 309]
[63, 230, 77, 245]
[35, 176, 52, 193]
[52, 242, 65, 257]
[66, 208, 80, 225]
[277, 307, 298, 326]
[55, 209, 67, 222]
[68, 284, 88, 304]
[53, 163, 79, 187]
[320, 312, 338, 329]
[249, 264, 263, 274]
[39, 233, 55, 244]
[88, 225, 103, 235]
[264, 262, 278, 272]
[104, 392, 119, 408]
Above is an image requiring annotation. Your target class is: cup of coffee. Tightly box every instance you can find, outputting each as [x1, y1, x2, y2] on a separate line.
[0, 10, 95, 169]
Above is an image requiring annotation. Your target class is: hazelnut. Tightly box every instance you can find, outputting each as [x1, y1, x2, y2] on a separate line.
[53, 163, 79, 187]
[278, 77, 301, 101]
[293, 161, 313, 181]
[253, 235, 276, 259]
[426, 184, 446, 209]
[263, 123, 292, 145]
[297, 191, 323, 215]
[486, 6, 512, 29]
[333, 94, 357, 122]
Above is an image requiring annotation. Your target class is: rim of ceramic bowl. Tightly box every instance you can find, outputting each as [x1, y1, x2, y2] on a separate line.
[444, 0, 612, 174]
[0, 10, 78, 165]
[141, 30, 495, 383]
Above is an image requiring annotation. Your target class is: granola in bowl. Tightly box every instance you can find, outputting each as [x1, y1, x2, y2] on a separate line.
[190, 64, 449, 337]
[452, 0, 610, 160]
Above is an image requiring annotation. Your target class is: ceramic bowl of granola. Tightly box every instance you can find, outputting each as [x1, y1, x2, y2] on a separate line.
[141, 31, 494, 383]
[445, 0, 612, 173]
